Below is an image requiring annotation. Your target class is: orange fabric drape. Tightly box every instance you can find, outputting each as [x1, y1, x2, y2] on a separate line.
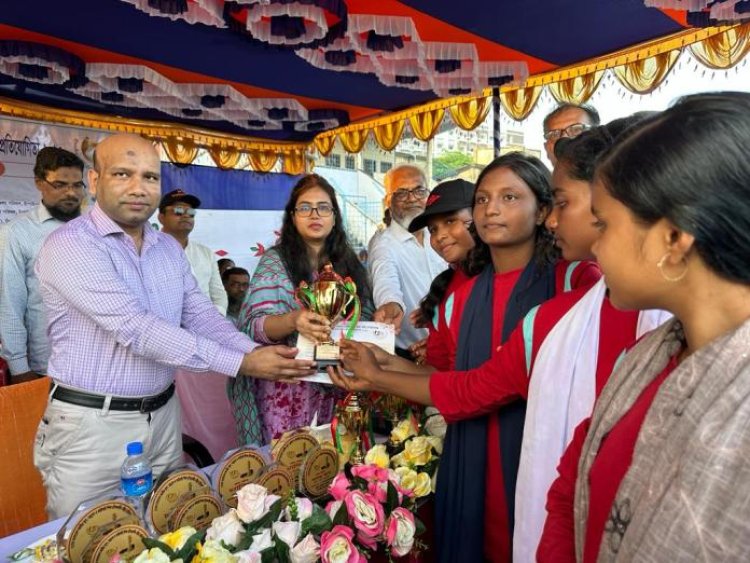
[500, 86, 543, 121]
[161, 137, 199, 165]
[613, 50, 681, 95]
[282, 150, 306, 175]
[690, 23, 750, 69]
[372, 120, 406, 151]
[207, 145, 242, 170]
[0, 377, 50, 537]
[409, 108, 445, 141]
[248, 149, 279, 173]
[548, 71, 604, 105]
[449, 97, 491, 131]
[313, 135, 336, 156]
[339, 129, 370, 153]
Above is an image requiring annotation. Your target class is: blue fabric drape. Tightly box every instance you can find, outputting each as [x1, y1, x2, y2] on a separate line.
[160, 163, 300, 210]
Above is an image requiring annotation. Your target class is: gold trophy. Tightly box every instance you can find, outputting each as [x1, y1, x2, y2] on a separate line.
[295, 263, 360, 364]
[335, 392, 369, 465]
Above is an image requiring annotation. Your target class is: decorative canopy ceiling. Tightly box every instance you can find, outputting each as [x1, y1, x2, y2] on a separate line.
[0, 0, 748, 146]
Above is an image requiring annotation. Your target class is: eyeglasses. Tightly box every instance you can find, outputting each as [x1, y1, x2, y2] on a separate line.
[294, 203, 334, 217]
[543, 123, 590, 142]
[391, 186, 429, 202]
[169, 207, 197, 217]
[41, 179, 86, 191]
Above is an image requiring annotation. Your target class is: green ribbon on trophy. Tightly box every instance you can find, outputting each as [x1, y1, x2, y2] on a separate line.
[295, 263, 361, 362]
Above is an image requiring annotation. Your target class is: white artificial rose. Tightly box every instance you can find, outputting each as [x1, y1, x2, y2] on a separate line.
[236, 483, 270, 523]
[290, 533, 320, 563]
[234, 551, 262, 563]
[206, 509, 245, 548]
[249, 528, 274, 552]
[132, 548, 171, 563]
[424, 414, 446, 439]
[272, 521, 301, 547]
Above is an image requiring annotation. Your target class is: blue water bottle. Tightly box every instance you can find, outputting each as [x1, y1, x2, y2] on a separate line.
[120, 441, 153, 500]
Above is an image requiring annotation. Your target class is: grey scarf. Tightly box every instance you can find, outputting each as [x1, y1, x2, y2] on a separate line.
[574, 317, 750, 561]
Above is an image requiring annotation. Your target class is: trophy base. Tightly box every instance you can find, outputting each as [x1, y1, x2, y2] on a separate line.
[314, 342, 340, 366]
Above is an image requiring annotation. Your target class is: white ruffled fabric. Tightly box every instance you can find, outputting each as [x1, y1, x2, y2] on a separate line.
[0, 56, 70, 84]
[245, 2, 329, 45]
[121, 0, 227, 27]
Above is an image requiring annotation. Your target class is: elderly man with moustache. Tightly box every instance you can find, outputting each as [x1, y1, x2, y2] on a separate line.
[34, 133, 315, 518]
[368, 164, 446, 358]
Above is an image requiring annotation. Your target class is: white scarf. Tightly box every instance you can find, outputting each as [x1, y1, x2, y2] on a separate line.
[513, 279, 670, 563]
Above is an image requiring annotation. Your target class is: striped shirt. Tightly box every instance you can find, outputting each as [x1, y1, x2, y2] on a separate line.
[0, 203, 63, 374]
[35, 203, 255, 397]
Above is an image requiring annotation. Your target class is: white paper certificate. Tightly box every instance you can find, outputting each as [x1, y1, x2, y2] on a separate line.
[295, 321, 396, 384]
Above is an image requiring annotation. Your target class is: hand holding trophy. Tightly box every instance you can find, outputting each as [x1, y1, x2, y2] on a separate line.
[294, 262, 361, 365]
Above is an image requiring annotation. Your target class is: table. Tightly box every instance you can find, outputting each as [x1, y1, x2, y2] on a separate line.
[0, 517, 64, 560]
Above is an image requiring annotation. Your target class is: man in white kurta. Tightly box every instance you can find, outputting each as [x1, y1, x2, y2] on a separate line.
[158, 188, 236, 461]
[368, 165, 446, 356]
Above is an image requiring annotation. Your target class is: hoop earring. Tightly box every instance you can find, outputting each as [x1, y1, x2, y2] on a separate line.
[657, 252, 688, 282]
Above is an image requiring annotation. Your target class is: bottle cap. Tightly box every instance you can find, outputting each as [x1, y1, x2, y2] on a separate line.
[126, 441, 144, 456]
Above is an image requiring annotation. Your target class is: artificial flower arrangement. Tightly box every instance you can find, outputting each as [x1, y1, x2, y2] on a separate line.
[119, 413, 445, 563]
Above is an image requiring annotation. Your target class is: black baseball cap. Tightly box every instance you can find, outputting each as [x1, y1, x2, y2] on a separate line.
[159, 189, 201, 212]
[408, 179, 475, 232]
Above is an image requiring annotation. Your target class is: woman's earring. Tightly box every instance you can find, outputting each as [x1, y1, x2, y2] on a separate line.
[656, 252, 688, 282]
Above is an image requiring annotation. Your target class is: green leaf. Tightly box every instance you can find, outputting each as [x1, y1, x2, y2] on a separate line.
[300, 506, 333, 536]
[247, 499, 283, 535]
[141, 538, 176, 560]
[274, 533, 291, 563]
[174, 530, 206, 562]
[386, 480, 400, 514]
[261, 546, 277, 563]
[332, 502, 350, 527]
[414, 516, 427, 536]
[234, 524, 255, 552]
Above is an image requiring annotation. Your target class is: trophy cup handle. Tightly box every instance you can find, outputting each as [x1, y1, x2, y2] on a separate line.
[295, 283, 316, 311]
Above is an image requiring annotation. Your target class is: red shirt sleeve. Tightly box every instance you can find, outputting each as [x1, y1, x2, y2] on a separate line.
[571, 261, 602, 290]
[429, 323, 528, 423]
[425, 322, 452, 372]
[537, 417, 591, 563]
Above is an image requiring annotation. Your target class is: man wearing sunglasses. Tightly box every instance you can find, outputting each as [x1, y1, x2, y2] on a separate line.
[368, 165, 446, 358]
[542, 103, 600, 165]
[158, 189, 227, 314]
[0, 147, 86, 383]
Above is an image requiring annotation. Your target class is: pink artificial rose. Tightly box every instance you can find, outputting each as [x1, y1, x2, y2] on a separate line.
[350, 464, 389, 483]
[356, 530, 378, 551]
[320, 526, 365, 563]
[385, 508, 416, 558]
[329, 473, 351, 501]
[367, 480, 388, 504]
[344, 490, 385, 540]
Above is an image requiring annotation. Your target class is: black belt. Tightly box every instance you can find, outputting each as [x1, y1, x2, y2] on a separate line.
[51, 383, 175, 413]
